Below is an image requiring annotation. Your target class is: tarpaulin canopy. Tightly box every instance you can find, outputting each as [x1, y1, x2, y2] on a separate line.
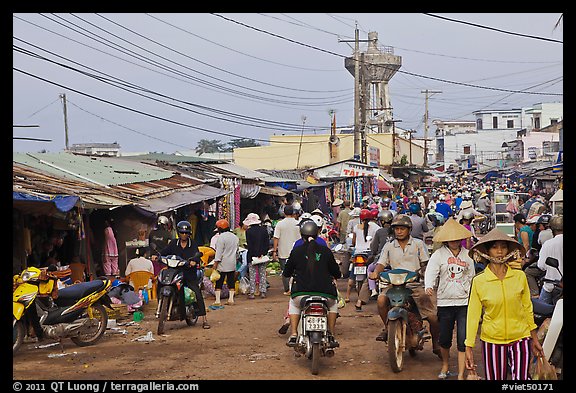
[137, 185, 230, 213]
[377, 178, 392, 191]
[13, 192, 79, 215]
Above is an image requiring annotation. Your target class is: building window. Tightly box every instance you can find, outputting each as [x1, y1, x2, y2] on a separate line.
[477, 119, 483, 130]
[551, 119, 558, 125]
[463, 145, 471, 154]
[507, 120, 514, 128]
[493, 116, 498, 129]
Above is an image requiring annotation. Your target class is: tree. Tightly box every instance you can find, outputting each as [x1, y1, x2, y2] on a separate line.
[225, 138, 261, 151]
[195, 139, 227, 155]
[400, 154, 409, 166]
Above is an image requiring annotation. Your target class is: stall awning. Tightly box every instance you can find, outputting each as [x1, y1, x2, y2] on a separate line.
[377, 178, 392, 191]
[137, 185, 230, 213]
[13, 192, 80, 215]
[258, 186, 290, 197]
[550, 189, 563, 202]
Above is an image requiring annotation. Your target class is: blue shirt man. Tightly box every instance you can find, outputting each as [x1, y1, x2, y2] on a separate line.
[434, 201, 453, 220]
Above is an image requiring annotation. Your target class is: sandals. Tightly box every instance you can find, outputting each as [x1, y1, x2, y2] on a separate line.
[375, 328, 388, 342]
[355, 305, 363, 312]
[438, 370, 456, 379]
[286, 334, 297, 347]
[202, 321, 211, 329]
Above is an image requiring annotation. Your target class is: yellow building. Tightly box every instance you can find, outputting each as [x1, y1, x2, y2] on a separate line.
[233, 132, 426, 170]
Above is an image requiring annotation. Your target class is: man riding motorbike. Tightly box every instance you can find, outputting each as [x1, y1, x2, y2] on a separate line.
[368, 214, 442, 357]
[283, 220, 342, 347]
[160, 220, 210, 329]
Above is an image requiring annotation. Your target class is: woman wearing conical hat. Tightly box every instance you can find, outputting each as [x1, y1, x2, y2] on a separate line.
[424, 218, 476, 380]
[464, 228, 544, 380]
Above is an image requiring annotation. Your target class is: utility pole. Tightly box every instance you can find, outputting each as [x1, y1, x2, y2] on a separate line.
[421, 89, 442, 167]
[60, 93, 70, 151]
[353, 27, 361, 161]
[296, 115, 307, 169]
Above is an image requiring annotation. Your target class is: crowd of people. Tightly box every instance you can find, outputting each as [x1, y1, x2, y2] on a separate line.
[89, 175, 561, 381]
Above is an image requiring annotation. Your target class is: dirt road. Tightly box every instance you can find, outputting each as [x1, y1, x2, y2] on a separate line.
[13, 275, 484, 381]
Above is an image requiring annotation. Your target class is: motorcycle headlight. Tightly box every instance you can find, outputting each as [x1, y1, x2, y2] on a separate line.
[20, 270, 38, 283]
[388, 272, 408, 285]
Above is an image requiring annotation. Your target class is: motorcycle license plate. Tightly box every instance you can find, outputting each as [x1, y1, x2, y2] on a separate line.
[305, 316, 327, 331]
[354, 266, 367, 275]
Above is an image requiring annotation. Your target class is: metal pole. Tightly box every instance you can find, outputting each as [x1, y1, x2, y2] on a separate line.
[353, 27, 361, 161]
[296, 116, 306, 169]
[60, 93, 69, 151]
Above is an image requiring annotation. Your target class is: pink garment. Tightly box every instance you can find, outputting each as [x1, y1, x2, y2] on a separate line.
[103, 226, 119, 275]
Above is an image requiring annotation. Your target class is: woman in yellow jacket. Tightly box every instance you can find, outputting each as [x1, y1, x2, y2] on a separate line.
[465, 228, 544, 380]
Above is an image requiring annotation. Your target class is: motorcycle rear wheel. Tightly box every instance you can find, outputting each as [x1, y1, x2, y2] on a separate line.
[71, 304, 108, 347]
[185, 305, 198, 326]
[310, 342, 320, 375]
[157, 296, 169, 335]
[13, 318, 25, 355]
[387, 319, 405, 373]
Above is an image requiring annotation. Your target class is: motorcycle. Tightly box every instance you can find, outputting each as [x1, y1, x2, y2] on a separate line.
[378, 268, 431, 373]
[13, 265, 113, 355]
[350, 250, 370, 296]
[534, 257, 563, 379]
[291, 295, 338, 375]
[155, 254, 201, 335]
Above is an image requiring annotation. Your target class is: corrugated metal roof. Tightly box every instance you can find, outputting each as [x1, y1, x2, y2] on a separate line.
[210, 163, 265, 180]
[120, 152, 225, 164]
[13, 152, 173, 186]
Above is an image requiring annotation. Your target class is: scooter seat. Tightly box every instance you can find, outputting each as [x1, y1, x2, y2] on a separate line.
[299, 295, 328, 308]
[56, 280, 107, 303]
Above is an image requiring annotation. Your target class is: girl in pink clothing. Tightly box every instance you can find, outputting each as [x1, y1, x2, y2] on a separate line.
[103, 220, 120, 275]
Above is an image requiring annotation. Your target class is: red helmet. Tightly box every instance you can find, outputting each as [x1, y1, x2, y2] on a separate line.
[370, 209, 379, 219]
[359, 209, 372, 221]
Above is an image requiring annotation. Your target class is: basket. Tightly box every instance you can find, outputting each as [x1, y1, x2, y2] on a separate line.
[108, 304, 129, 320]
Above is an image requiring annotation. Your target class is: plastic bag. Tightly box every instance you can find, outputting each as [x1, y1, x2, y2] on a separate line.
[238, 276, 249, 295]
[337, 289, 346, 309]
[532, 357, 557, 380]
[466, 368, 482, 380]
[184, 286, 196, 305]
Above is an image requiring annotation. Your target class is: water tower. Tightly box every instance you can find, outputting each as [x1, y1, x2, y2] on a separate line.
[345, 32, 402, 133]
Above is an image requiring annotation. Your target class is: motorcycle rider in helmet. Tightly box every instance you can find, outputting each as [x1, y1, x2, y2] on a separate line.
[282, 220, 342, 346]
[536, 214, 553, 246]
[368, 214, 442, 358]
[160, 220, 210, 329]
[459, 210, 477, 249]
[149, 215, 173, 252]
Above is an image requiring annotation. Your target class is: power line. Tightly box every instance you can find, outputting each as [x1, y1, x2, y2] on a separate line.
[13, 67, 332, 146]
[423, 13, 563, 44]
[210, 13, 562, 97]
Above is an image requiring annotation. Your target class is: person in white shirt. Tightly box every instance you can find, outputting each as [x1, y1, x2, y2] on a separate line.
[537, 216, 563, 305]
[124, 247, 154, 289]
[425, 218, 476, 380]
[272, 205, 302, 295]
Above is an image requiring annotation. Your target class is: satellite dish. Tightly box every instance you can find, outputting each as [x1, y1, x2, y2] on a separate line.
[329, 135, 340, 146]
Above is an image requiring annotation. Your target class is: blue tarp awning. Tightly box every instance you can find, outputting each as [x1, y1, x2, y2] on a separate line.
[13, 192, 79, 213]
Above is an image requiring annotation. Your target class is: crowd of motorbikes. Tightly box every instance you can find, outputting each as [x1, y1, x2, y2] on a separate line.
[14, 219, 562, 380]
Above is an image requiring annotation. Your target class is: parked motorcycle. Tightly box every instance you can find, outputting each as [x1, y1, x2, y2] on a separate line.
[155, 254, 201, 335]
[378, 268, 431, 373]
[290, 295, 338, 375]
[13, 265, 113, 355]
[535, 257, 563, 379]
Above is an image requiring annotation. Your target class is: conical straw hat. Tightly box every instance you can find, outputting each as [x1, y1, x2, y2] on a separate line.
[432, 217, 472, 242]
[469, 227, 525, 258]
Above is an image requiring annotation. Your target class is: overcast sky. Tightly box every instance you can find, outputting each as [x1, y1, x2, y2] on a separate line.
[13, 13, 563, 154]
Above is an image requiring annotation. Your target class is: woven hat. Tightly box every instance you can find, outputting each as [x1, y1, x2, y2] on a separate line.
[433, 217, 472, 242]
[349, 207, 361, 217]
[468, 227, 525, 259]
[243, 213, 261, 226]
[332, 198, 344, 207]
[460, 200, 473, 209]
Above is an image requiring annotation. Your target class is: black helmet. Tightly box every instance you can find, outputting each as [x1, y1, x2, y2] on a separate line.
[300, 220, 319, 237]
[391, 214, 412, 229]
[176, 220, 192, 234]
[537, 214, 552, 226]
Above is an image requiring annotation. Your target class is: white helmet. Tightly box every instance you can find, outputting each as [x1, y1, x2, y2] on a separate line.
[438, 194, 446, 201]
[310, 214, 324, 227]
[157, 215, 169, 225]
